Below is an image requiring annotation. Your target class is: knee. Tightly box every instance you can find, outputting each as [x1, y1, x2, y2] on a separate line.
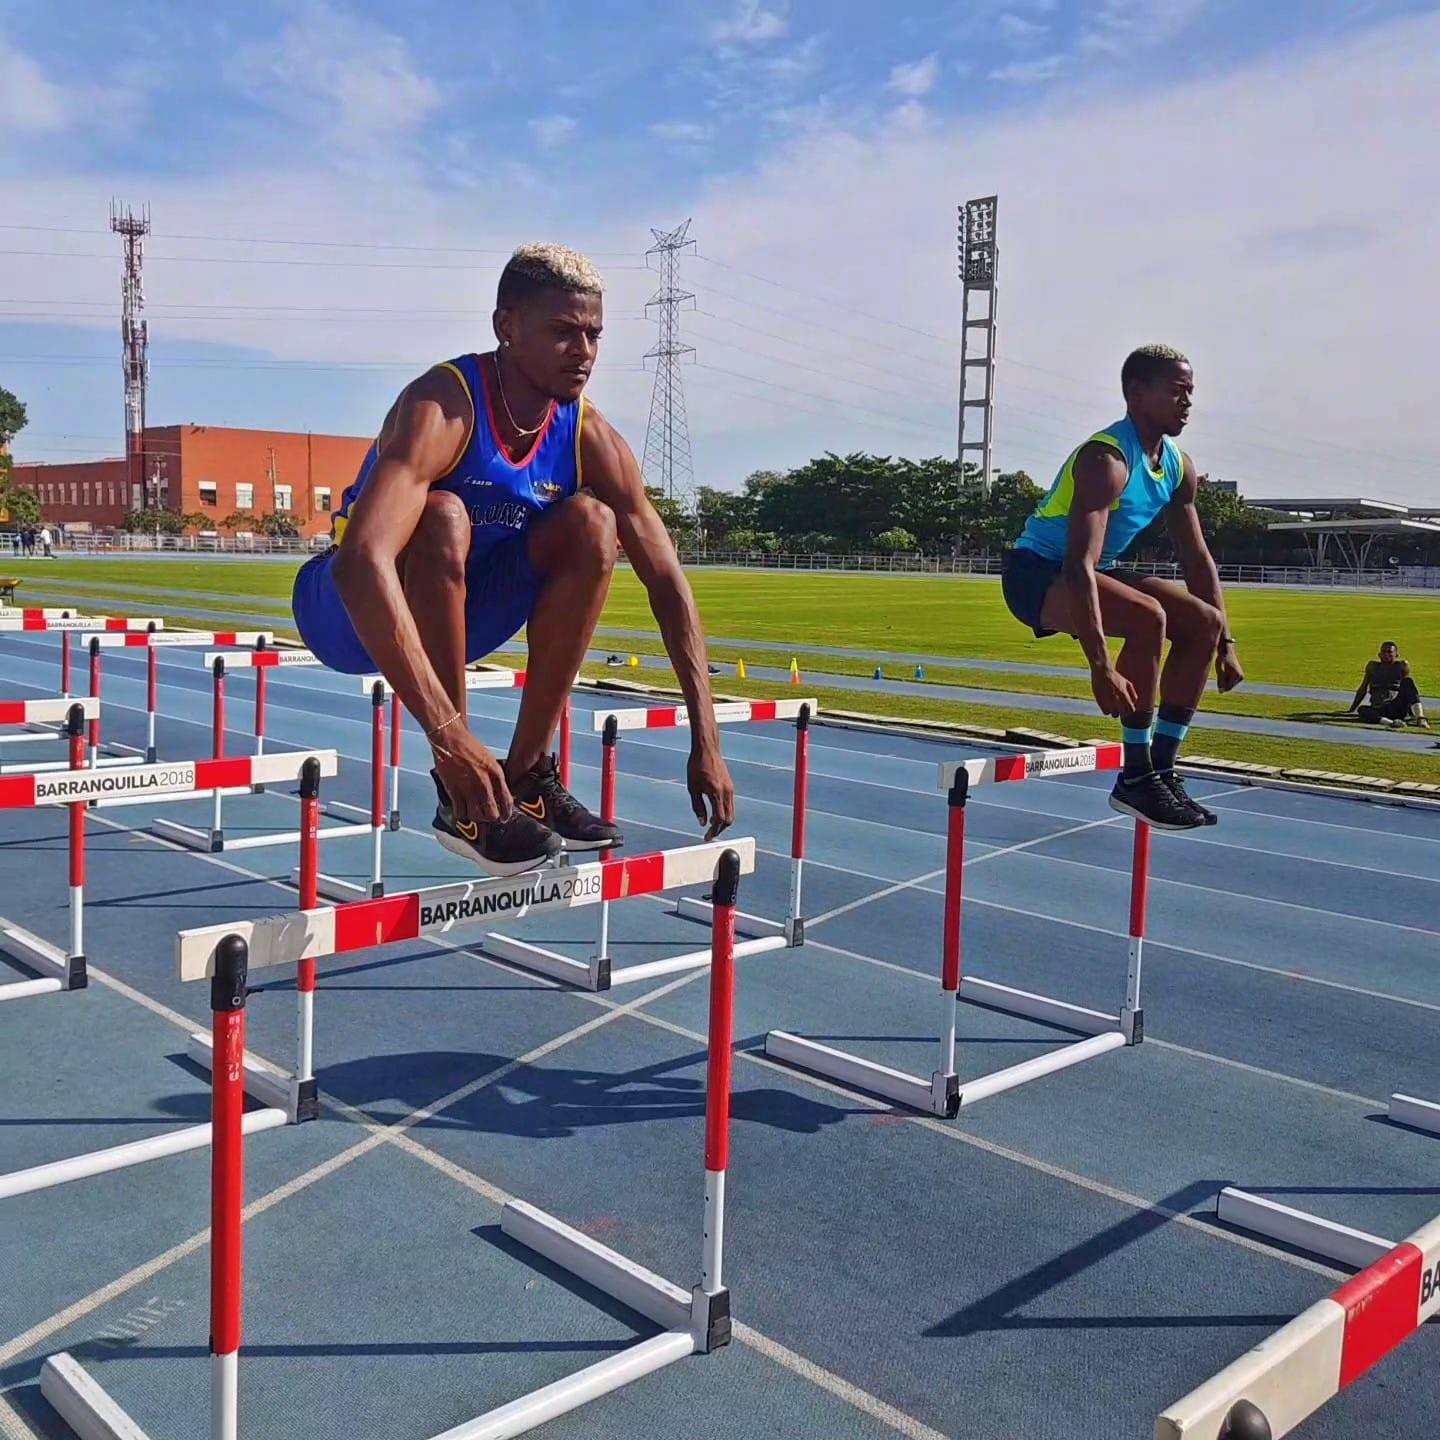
[407, 491, 471, 584]
[557, 494, 618, 572]
[1128, 598, 1167, 647]
[1185, 601, 1225, 647]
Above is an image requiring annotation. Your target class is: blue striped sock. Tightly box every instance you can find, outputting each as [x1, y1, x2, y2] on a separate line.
[1120, 711, 1155, 779]
[1151, 705, 1194, 772]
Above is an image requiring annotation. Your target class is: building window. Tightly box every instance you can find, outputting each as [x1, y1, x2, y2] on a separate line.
[130, 486, 142, 511]
[235, 482, 254, 511]
[82, 482, 91, 506]
[315, 487, 332, 514]
[274, 484, 292, 513]
[70, 484, 78, 505]
[198, 481, 218, 507]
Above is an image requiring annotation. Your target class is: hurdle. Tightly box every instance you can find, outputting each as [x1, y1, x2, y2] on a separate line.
[0, 609, 78, 751]
[1155, 1208, 1440, 1439]
[766, 744, 1148, 1116]
[479, 700, 810, 990]
[305, 666, 576, 901]
[0, 747, 336, 1201]
[43, 845, 746, 1440]
[152, 648, 385, 855]
[0, 701, 94, 1001]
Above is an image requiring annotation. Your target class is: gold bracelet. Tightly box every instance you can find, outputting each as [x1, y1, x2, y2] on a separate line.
[426, 711, 462, 743]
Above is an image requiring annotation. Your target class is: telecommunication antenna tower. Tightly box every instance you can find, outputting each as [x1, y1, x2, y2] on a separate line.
[956, 195, 998, 500]
[111, 202, 151, 507]
[641, 221, 697, 503]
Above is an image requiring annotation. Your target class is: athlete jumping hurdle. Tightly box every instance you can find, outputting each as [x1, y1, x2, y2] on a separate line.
[1001, 345, 1245, 831]
[292, 243, 735, 876]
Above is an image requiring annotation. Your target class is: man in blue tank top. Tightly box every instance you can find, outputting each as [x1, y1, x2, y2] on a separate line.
[292, 243, 734, 876]
[1001, 345, 1245, 831]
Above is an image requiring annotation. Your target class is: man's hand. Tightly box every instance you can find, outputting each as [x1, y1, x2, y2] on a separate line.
[688, 744, 735, 841]
[432, 726, 512, 823]
[1215, 649, 1245, 694]
[1091, 663, 1138, 718]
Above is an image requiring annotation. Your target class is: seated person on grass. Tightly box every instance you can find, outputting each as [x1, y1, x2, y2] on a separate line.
[1348, 641, 1428, 729]
[1000, 344, 1244, 832]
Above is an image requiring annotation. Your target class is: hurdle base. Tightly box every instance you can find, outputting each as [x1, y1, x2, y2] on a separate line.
[0, 917, 82, 990]
[1389, 1093, 1440, 1137]
[1215, 1187, 1393, 1269]
[0, 1106, 289, 1201]
[676, 894, 799, 946]
[291, 866, 385, 902]
[152, 817, 220, 851]
[959, 976, 1119, 1038]
[41, 1353, 154, 1440]
[482, 933, 604, 989]
[186, 1031, 310, 1124]
[765, 1031, 959, 1117]
[954, 1030, 1126, 1109]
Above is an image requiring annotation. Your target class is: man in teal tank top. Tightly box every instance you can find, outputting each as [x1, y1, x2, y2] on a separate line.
[1001, 345, 1245, 831]
[292, 243, 735, 876]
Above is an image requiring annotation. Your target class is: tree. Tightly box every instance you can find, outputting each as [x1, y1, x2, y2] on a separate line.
[873, 526, 917, 555]
[220, 511, 257, 532]
[124, 508, 186, 535]
[181, 512, 212, 534]
[644, 486, 690, 537]
[258, 512, 299, 538]
[2, 486, 40, 526]
[0, 386, 26, 450]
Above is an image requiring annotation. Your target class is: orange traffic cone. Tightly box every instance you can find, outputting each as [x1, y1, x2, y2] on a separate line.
[789, 656, 800, 686]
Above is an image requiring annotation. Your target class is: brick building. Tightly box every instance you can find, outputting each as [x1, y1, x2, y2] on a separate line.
[10, 424, 372, 540]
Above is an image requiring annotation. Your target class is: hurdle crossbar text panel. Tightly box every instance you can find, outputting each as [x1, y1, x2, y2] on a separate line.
[177, 837, 756, 981]
[938, 745, 1124, 790]
[594, 699, 818, 731]
[80, 630, 272, 650]
[360, 668, 527, 695]
[0, 749, 339, 810]
[0, 696, 100, 725]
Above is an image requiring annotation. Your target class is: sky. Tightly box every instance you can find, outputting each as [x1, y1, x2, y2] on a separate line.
[2, 0, 1438, 505]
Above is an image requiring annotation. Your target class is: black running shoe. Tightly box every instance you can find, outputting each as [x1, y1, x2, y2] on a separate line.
[430, 769, 563, 877]
[1108, 772, 1203, 831]
[508, 753, 622, 852]
[1158, 769, 1217, 826]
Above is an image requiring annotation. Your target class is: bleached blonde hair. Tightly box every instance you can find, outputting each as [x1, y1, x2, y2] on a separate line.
[497, 243, 604, 307]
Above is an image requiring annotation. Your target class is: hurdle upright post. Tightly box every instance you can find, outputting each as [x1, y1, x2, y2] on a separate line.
[366, 682, 386, 896]
[209, 934, 249, 1440]
[65, 705, 88, 990]
[144, 641, 159, 763]
[388, 692, 402, 830]
[590, 714, 619, 988]
[786, 703, 811, 946]
[700, 849, 739, 1314]
[559, 696, 572, 788]
[937, 772, 968, 1096]
[292, 759, 322, 1122]
[86, 637, 102, 765]
[1121, 819, 1150, 1045]
[60, 631, 71, 697]
[208, 656, 227, 846]
[250, 636, 269, 789]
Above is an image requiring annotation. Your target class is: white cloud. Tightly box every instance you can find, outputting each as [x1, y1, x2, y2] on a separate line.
[651, 119, 714, 143]
[998, 13, 1050, 41]
[530, 114, 578, 149]
[0, 33, 69, 133]
[710, 1, 788, 47]
[225, 1, 440, 155]
[887, 54, 940, 97]
[1080, 0, 1209, 55]
[674, 10, 1440, 501]
[990, 54, 1067, 83]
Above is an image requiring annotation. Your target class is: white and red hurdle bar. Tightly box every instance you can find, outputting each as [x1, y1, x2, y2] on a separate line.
[766, 743, 1150, 1116]
[1, 628, 274, 772]
[43, 843, 748, 1440]
[0, 740, 336, 1205]
[150, 647, 389, 868]
[479, 698, 814, 991]
[0, 611, 154, 754]
[1155, 1206, 1440, 1439]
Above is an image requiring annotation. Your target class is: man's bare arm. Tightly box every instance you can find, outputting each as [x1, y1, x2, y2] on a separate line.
[581, 408, 734, 836]
[1062, 443, 1130, 671]
[1164, 454, 1243, 691]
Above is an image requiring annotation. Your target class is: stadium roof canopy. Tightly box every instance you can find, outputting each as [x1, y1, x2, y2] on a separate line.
[1244, 496, 1410, 519]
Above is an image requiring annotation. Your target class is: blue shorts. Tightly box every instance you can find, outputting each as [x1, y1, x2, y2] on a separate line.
[1001, 546, 1063, 637]
[292, 535, 540, 674]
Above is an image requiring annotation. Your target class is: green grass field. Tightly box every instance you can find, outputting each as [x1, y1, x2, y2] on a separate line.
[7, 556, 1437, 784]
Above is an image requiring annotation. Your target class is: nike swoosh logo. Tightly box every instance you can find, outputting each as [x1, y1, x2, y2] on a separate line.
[518, 798, 546, 820]
[454, 819, 479, 841]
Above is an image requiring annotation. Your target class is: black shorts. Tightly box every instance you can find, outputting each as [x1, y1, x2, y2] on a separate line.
[1001, 547, 1064, 637]
[1001, 547, 1151, 638]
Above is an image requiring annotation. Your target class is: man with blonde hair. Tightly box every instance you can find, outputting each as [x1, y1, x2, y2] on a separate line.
[293, 243, 735, 874]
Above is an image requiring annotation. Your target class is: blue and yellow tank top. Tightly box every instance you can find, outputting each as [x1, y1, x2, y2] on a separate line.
[1015, 416, 1182, 569]
[332, 352, 584, 558]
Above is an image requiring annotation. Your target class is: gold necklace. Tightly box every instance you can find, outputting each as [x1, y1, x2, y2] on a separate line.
[493, 351, 551, 437]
